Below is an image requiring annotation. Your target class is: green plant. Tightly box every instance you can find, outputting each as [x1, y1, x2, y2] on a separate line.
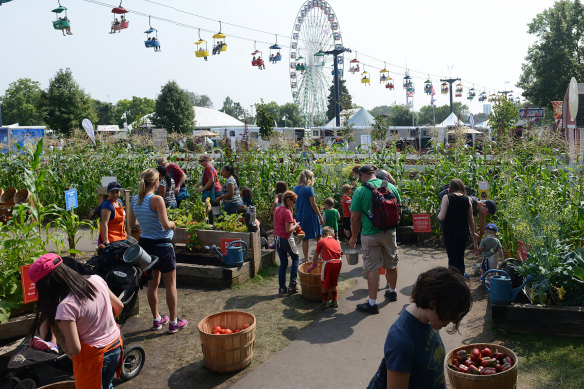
[213, 212, 247, 233]
[186, 221, 213, 250]
[51, 208, 96, 255]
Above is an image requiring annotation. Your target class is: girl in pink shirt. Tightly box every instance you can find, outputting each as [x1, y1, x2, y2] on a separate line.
[273, 190, 301, 294]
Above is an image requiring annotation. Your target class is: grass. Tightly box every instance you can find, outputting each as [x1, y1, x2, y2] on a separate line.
[496, 332, 584, 389]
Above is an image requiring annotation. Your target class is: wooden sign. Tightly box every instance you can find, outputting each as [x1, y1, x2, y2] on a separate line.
[221, 238, 241, 255]
[412, 214, 431, 233]
[20, 264, 38, 304]
[478, 181, 489, 200]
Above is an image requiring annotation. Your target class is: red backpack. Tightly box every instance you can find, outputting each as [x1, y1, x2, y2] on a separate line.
[362, 180, 401, 230]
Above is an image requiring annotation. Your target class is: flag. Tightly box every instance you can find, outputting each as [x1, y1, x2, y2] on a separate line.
[431, 86, 436, 96]
[469, 114, 475, 129]
[431, 97, 436, 106]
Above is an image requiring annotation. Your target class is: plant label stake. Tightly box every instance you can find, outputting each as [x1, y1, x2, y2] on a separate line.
[65, 188, 78, 211]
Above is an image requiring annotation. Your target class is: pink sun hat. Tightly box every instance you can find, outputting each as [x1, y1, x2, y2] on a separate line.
[28, 253, 63, 283]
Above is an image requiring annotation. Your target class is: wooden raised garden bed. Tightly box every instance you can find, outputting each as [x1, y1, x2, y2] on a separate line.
[492, 303, 584, 337]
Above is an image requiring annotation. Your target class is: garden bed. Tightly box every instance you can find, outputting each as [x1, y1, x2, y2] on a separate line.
[491, 303, 584, 337]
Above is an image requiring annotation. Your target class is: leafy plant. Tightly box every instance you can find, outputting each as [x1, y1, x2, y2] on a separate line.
[186, 221, 213, 251]
[213, 212, 247, 233]
[50, 208, 96, 255]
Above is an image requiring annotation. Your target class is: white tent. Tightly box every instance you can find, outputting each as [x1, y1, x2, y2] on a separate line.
[193, 107, 245, 129]
[323, 108, 375, 128]
[438, 112, 462, 127]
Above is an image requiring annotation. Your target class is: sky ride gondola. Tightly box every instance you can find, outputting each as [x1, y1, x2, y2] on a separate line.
[455, 82, 463, 97]
[144, 16, 160, 51]
[52, 1, 72, 36]
[251, 42, 265, 70]
[361, 66, 370, 85]
[110, 1, 129, 33]
[195, 29, 208, 60]
[295, 56, 306, 72]
[478, 91, 487, 102]
[385, 76, 394, 90]
[349, 53, 360, 74]
[212, 21, 227, 55]
[424, 77, 433, 95]
[403, 71, 413, 90]
[269, 35, 282, 63]
[314, 51, 325, 67]
[488, 93, 496, 103]
[441, 82, 448, 94]
[379, 64, 389, 83]
[467, 87, 476, 100]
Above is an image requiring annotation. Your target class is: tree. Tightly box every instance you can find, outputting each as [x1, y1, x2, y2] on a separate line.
[115, 96, 156, 128]
[92, 100, 117, 125]
[263, 101, 280, 126]
[416, 103, 469, 125]
[326, 79, 353, 120]
[369, 105, 392, 117]
[389, 104, 413, 126]
[518, 0, 584, 109]
[220, 96, 247, 120]
[371, 115, 390, 143]
[338, 111, 355, 144]
[279, 103, 304, 127]
[45, 68, 96, 137]
[152, 81, 195, 133]
[185, 91, 213, 108]
[255, 99, 275, 139]
[488, 96, 518, 142]
[0, 78, 45, 126]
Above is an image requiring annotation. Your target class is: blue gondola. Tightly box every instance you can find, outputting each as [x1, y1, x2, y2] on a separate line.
[269, 39, 281, 64]
[144, 16, 160, 51]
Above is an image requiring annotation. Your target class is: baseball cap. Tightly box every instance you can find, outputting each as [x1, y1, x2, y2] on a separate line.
[485, 223, 498, 233]
[28, 253, 63, 283]
[359, 165, 375, 174]
[107, 181, 122, 192]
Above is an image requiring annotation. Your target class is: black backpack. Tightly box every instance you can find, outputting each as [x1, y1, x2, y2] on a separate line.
[362, 180, 401, 230]
[245, 206, 258, 233]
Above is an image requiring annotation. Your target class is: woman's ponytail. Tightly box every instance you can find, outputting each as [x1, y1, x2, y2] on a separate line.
[137, 168, 159, 204]
[137, 178, 147, 205]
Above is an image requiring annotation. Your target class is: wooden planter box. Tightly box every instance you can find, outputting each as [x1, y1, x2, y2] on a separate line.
[492, 303, 584, 337]
[173, 228, 262, 276]
[0, 313, 35, 341]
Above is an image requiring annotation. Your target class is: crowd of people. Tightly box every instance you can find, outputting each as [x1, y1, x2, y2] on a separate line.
[27, 153, 499, 388]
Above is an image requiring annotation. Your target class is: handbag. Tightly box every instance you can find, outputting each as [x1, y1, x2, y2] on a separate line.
[169, 164, 189, 201]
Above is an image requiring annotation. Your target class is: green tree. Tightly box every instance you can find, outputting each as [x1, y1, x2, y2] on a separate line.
[488, 96, 518, 142]
[389, 104, 413, 126]
[338, 111, 355, 144]
[371, 115, 390, 143]
[185, 91, 213, 108]
[255, 99, 275, 139]
[92, 100, 117, 125]
[152, 81, 196, 133]
[45, 68, 96, 137]
[115, 96, 156, 128]
[279, 102, 304, 127]
[326, 79, 353, 120]
[0, 78, 45, 126]
[220, 96, 247, 120]
[263, 101, 280, 126]
[416, 103, 469, 125]
[518, 0, 584, 109]
[369, 105, 392, 117]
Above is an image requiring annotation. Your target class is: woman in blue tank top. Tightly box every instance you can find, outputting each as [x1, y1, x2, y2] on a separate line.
[128, 168, 188, 334]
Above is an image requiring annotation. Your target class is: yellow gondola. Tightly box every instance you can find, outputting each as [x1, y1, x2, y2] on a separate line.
[379, 66, 389, 83]
[195, 40, 209, 59]
[212, 22, 227, 55]
[361, 68, 370, 85]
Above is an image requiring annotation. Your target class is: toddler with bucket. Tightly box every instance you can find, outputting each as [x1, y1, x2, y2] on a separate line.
[308, 226, 342, 309]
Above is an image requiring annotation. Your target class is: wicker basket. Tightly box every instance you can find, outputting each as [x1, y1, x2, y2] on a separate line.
[298, 262, 323, 301]
[39, 381, 76, 389]
[198, 311, 256, 373]
[0, 187, 16, 204]
[446, 343, 518, 389]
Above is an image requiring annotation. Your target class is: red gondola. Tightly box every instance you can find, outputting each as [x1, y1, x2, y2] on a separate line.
[110, 2, 129, 33]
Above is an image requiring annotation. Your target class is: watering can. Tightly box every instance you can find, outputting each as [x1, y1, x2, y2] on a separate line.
[481, 269, 531, 305]
[211, 240, 248, 267]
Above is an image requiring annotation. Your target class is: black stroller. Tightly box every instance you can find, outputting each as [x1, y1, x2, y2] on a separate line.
[7, 240, 157, 389]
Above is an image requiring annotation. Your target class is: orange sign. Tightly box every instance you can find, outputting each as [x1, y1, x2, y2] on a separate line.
[412, 214, 431, 233]
[552, 101, 563, 120]
[220, 238, 241, 255]
[20, 264, 38, 304]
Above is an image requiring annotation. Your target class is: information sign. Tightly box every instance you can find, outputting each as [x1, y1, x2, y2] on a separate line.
[412, 214, 431, 233]
[221, 238, 241, 255]
[20, 264, 38, 304]
[518, 108, 545, 119]
[65, 188, 78, 211]
[478, 181, 489, 200]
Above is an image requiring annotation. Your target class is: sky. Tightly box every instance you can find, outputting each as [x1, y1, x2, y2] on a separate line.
[1, 0, 556, 118]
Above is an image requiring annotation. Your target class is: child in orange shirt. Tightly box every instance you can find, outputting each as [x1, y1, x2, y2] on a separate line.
[308, 226, 342, 309]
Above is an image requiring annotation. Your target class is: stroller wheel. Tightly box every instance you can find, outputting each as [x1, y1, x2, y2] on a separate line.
[121, 346, 145, 380]
[13, 378, 37, 389]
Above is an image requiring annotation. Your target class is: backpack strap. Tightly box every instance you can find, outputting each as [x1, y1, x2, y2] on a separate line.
[362, 181, 376, 191]
[381, 180, 388, 188]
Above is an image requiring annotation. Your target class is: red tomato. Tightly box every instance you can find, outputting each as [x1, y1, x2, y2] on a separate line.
[220, 329, 227, 334]
[234, 329, 241, 333]
[224, 328, 233, 334]
[243, 323, 250, 329]
[481, 347, 494, 358]
[213, 325, 222, 333]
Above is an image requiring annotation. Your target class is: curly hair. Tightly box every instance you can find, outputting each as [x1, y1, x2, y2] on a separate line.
[282, 190, 297, 207]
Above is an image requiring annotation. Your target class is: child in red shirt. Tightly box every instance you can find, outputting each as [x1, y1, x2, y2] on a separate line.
[309, 226, 342, 309]
[341, 184, 352, 241]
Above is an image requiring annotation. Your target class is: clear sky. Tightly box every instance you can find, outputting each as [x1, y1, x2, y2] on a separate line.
[1, 0, 555, 116]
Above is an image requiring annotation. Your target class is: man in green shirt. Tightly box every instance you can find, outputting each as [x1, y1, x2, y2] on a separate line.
[349, 165, 401, 314]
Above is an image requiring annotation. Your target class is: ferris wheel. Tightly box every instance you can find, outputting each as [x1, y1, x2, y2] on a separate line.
[290, 0, 344, 127]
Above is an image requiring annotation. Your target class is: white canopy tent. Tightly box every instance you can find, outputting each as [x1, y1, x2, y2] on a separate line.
[193, 107, 245, 129]
[323, 108, 375, 128]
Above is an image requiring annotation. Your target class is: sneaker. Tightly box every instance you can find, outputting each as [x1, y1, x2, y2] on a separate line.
[168, 319, 188, 334]
[279, 286, 288, 294]
[330, 300, 338, 308]
[152, 315, 169, 330]
[288, 282, 298, 294]
[321, 301, 330, 310]
[385, 290, 398, 302]
[356, 301, 379, 314]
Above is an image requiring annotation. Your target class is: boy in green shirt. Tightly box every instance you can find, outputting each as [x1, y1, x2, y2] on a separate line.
[322, 197, 341, 240]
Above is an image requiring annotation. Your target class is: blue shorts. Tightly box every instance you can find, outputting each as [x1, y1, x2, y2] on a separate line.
[139, 238, 176, 273]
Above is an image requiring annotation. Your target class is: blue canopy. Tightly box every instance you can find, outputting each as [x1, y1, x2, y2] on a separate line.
[269, 44, 281, 50]
[144, 28, 157, 34]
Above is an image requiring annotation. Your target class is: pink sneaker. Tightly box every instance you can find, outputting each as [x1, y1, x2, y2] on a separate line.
[152, 315, 169, 330]
[168, 319, 188, 334]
